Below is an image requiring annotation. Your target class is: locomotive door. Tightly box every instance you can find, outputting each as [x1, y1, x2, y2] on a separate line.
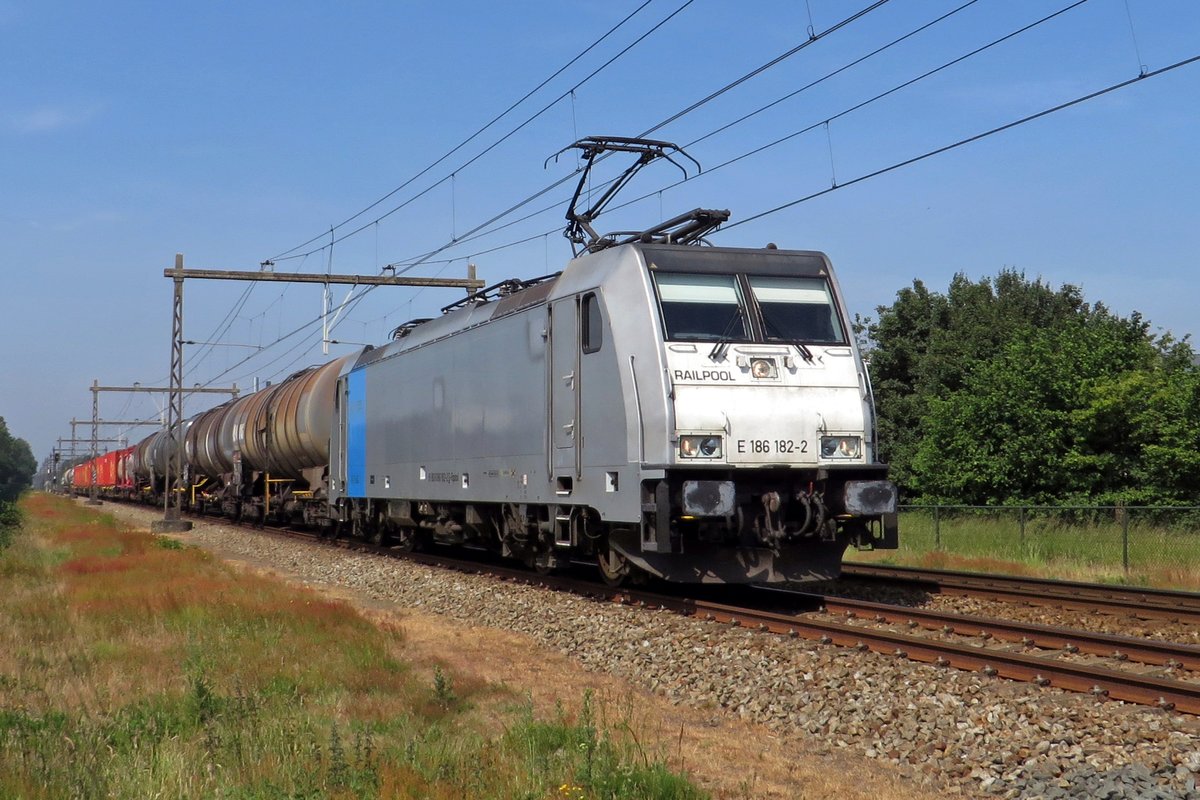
[548, 296, 581, 481]
[334, 377, 348, 496]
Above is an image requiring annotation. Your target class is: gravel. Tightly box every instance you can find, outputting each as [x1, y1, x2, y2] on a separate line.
[106, 504, 1200, 799]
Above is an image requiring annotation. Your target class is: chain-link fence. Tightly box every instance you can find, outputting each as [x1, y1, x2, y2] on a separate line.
[850, 505, 1200, 588]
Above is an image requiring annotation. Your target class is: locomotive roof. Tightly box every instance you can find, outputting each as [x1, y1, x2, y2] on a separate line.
[634, 243, 831, 277]
[350, 241, 836, 372]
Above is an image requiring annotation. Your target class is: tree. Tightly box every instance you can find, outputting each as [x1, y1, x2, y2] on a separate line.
[866, 270, 1092, 489]
[864, 270, 1198, 505]
[1065, 361, 1200, 505]
[0, 416, 36, 502]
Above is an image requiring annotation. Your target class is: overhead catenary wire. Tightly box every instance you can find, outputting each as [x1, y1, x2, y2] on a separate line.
[321, 48, 1200, 354]
[380, 0, 1065, 271]
[391, 15, 1193, 281]
[635, 0, 891, 139]
[722, 54, 1200, 232]
[268, 0, 697, 265]
[375, 0, 898, 274]
[217, 0, 896, 370]
[585, 0, 1100, 223]
[183, 283, 257, 382]
[268, 0, 658, 262]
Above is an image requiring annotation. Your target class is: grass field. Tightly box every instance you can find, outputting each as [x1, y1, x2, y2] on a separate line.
[0, 494, 706, 799]
[846, 507, 1200, 590]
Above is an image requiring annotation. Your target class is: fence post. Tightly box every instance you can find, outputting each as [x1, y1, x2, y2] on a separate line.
[1121, 508, 1130, 576]
[1020, 506, 1026, 544]
[934, 505, 941, 550]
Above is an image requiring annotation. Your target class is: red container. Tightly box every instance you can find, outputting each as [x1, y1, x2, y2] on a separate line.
[97, 451, 118, 487]
[73, 463, 92, 488]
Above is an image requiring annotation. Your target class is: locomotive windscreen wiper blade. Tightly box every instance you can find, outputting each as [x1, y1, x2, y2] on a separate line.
[761, 314, 815, 362]
[707, 306, 746, 361]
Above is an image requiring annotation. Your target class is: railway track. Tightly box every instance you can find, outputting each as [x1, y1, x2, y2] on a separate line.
[222, 519, 1200, 716]
[758, 588, 1200, 671]
[842, 563, 1200, 624]
[661, 594, 1200, 715]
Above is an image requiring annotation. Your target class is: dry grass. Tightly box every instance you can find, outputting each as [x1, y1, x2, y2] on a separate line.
[0, 495, 706, 799]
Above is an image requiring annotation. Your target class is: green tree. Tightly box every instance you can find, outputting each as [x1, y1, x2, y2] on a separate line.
[1065, 362, 1200, 505]
[909, 312, 1165, 503]
[0, 416, 36, 502]
[866, 270, 1091, 490]
[864, 270, 1198, 505]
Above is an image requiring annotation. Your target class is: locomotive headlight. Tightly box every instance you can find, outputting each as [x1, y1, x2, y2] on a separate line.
[750, 357, 777, 379]
[820, 435, 862, 459]
[679, 435, 723, 459]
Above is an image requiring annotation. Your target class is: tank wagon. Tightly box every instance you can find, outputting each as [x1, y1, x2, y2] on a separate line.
[115, 355, 355, 524]
[77, 137, 897, 583]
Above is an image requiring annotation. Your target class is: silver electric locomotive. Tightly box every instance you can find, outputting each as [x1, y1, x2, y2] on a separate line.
[328, 231, 897, 584]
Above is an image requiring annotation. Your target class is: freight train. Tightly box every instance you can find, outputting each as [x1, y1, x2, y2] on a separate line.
[67, 138, 898, 583]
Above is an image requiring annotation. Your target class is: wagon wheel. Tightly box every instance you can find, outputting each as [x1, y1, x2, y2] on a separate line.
[597, 544, 632, 587]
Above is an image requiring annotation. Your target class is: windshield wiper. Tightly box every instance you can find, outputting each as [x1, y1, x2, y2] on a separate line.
[707, 306, 745, 361]
[761, 315, 815, 362]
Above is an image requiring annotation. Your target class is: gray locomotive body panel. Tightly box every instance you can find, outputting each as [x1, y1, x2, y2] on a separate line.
[348, 307, 557, 508]
[331, 244, 655, 521]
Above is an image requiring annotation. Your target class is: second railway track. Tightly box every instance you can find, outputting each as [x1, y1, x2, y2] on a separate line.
[842, 562, 1200, 624]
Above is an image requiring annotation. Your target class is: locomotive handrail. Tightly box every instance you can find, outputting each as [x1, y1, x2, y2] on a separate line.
[440, 272, 562, 315]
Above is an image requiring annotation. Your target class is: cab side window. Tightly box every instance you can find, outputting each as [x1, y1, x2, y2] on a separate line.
[582, 293, 602, 353]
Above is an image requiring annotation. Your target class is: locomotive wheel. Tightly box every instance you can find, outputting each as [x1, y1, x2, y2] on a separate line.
[392, 526, 420, 552]
[523, 551, 557, 576]
[597, 545, 632, 586]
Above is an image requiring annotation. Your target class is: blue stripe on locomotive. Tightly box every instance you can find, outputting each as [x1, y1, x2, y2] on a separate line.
[346, 368, 367, 498]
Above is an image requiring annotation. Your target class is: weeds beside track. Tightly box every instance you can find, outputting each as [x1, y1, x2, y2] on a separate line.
[0, 494, 705, 799]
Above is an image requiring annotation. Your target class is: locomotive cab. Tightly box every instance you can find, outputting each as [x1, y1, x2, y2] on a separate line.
[567, 242, 898, 582]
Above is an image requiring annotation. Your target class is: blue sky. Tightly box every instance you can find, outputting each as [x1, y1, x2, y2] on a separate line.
[2, 0, 1197, 462]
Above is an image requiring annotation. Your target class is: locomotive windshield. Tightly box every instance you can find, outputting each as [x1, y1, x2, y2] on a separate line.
[652, 270, 845, 344]
[654, 273, 749, 341]
[748, 276, 844, 344]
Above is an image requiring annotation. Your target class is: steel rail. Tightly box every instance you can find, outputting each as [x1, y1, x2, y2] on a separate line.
[794, 592, 1200, 671]
[842, 563, 1200, 624]
[646, 593, 1200, 715]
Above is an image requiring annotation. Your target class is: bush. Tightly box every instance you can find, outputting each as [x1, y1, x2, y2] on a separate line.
[0, 500, 19, 549]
